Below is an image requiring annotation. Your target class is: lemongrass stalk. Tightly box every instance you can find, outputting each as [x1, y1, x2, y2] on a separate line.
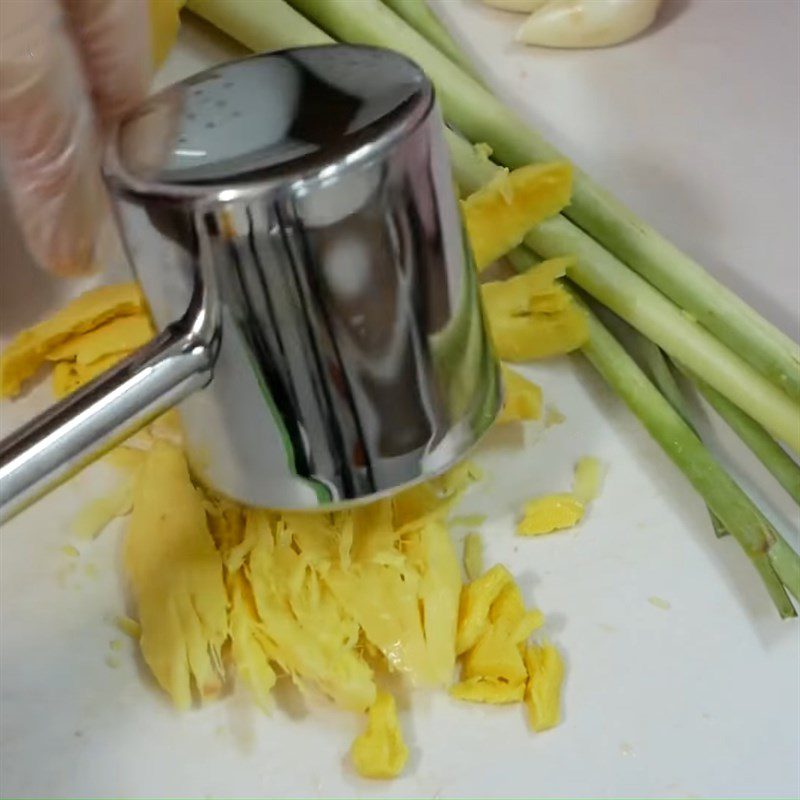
[678, 365, 800, 506]
[573, 292, 798, 617]
[445, 130, 800, 454]
[380, 0, 478, 77]
[286, 0, 800, 402]
[506, 245, 541, 273]
[186, 0, 331, 51]
[627, 329, 729, 539]
[751, 556, 799, 618]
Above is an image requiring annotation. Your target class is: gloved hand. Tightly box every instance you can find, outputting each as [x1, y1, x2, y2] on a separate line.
[0, 0, 152, 276]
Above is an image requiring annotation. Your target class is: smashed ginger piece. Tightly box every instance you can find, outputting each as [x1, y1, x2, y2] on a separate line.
[517, 494, 584, 536]
[485, 257, 569, 311]
[459, 628, 527, 692]
[0, 283, 144, 397]
[52, 352, 131, 398]
[229, 572, 277, 711]
[70, 476, 135, 540]
[115, 615, 142, 640]
[351, 692, 409, 780]
[481, 258, 588, 362]
[462, 162, 572, 270]
[517, 457, 604, 536]
[497, 365, 542, 424]
[463, 532, 484, 581]
[451, 676, 525, 704]
[125, 440, 228, 710]
[459, 585, 535, 693]
[456, 563, 513, 655]
[545, 405, 566, 427]
[69, 445, 145, 540]
[247, 515, 376, 712]
[411, 521, 462, 686]
[46, 315, 153, 364]
[490, 583, 544, 644]
[572, 456, 605, 504]
[524, 642, 564, 732]
[49, 315, 154, 398]
[453, 568, 545, 706]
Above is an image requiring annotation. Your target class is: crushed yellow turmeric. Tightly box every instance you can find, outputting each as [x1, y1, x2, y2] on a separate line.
[482, 259, 589, 362]
[463, 162, 572, 271]
[351, 691, 409, 779]
[1, 141, 583, 774]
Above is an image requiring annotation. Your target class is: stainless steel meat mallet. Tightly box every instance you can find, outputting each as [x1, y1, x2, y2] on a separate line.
[0, 45, 501, 522]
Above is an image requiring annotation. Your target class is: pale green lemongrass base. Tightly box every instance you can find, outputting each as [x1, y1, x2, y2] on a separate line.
[186, 0, 331, 51]
[381, 0, 479, 78]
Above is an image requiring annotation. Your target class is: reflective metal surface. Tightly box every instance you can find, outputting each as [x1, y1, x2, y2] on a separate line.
[0, 45, 501, 520]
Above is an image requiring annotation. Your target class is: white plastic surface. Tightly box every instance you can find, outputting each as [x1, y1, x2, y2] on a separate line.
[1, 2, 799, 797]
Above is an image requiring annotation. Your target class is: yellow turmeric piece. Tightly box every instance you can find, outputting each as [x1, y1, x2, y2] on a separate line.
[463, 531, 484, 581]
[524, 641, 565, 732]
[517, 494, 585, 536]
[149, 0, 183, 67]
[498, 364, 542, 424]
[481, 258, 589, 362]
[462, 162, 572, 270]
[351, 692, 409, 779]
[0, 284, 145, 397]
[46, 315, 153, 364]
[124, 441, 228, 710]
[452, 569, 545, 705]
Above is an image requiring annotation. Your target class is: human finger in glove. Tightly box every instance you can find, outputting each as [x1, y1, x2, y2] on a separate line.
[0, 0, 177, 277]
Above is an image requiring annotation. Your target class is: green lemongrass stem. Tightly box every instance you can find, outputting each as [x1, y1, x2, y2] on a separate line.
[286, 0, 800, 402]
[573, 293, 798, 617]
[380, 0, 479, 77]
[629, 330, 729, 539]
[506, 245, 541, 273]
[750, 556, 799, 618]
[186, 0, 330, 51]
[445, 130, 800, 454]
[677, 365, 800, 506]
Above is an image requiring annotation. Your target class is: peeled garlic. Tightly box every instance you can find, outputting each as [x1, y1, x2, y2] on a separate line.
[516, 0, 662, 48]
[483, 0, 548, 12]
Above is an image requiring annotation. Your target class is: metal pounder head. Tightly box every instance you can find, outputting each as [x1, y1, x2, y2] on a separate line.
[0, 45, 501, 520]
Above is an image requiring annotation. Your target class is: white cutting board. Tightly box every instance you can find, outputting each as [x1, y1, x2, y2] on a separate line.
[1, 1, 798, 797]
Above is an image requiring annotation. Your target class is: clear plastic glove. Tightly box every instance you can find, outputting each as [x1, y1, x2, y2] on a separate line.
[0, 0, 151, 276]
